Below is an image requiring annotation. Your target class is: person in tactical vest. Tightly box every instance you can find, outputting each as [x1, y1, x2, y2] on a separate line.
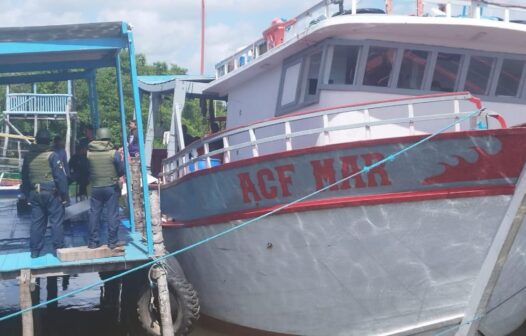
[87, 128, 124, 250]
[21, 129, 68, 258]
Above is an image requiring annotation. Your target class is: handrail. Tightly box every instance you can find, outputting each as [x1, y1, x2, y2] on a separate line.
[162, 92, 487, 183]
[5, 93, 73, 114]
[215, 0, 526, 78]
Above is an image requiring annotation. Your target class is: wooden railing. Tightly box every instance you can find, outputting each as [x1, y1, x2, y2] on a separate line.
[6, 94, 72, 114]
[214, 0, 526, 79]
[162, 92, 488, 183]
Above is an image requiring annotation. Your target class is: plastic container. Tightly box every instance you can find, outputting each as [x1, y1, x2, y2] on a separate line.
[188, 158, 221, 172]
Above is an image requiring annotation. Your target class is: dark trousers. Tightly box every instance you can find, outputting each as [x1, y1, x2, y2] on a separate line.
[88, 186, 120, 247]
[29, 190, 65, 253]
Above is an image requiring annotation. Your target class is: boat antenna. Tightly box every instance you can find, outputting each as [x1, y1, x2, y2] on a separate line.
[200, 0, 205, 75]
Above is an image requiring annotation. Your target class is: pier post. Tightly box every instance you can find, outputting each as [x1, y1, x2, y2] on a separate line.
[456, 164, 526, 336]
[19, 269, 34, 336]
[150, 189, 174, 335]
[46, 276, 58, 309]
[131, 157, 145, 236]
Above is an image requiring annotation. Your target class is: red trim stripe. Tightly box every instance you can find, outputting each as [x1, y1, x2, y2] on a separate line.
[163, 184, 514, 228]
[162, 127, 526, 188]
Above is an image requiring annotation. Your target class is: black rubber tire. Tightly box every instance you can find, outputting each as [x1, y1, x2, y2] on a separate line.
[136, 267, 200, 336]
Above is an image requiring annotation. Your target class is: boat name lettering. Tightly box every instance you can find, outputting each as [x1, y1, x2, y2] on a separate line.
[237, 152, 391, 204]
[311, 153, 392, 191]
[238, 164, 295, 203]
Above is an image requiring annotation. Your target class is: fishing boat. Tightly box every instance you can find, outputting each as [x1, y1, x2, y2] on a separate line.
[159, 1, 526, 335]
[0, 134, 27, 198]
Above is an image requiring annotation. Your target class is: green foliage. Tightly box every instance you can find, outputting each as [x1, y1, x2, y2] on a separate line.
[182, 98, 205, 137]
[0, 52, 201, 149]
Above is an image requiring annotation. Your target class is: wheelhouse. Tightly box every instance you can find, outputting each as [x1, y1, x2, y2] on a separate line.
[204, 0, 526, 129]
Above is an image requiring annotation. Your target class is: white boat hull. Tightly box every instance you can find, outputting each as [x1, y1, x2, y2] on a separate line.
[161, 128, 526, 335]
[164, 195, 526, 335]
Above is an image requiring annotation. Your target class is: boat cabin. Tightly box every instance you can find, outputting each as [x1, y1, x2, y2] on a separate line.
[209, 0, 526, 128]
[161, 0, 526, 182]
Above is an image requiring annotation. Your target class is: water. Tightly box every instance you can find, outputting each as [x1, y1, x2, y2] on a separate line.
[0, 275, 225, 336]
[0, 198, 221, 336]
[0, 273, 126, 336]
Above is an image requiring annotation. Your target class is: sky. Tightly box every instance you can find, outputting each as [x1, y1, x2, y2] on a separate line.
[0, 0, 524, 75]
[0, 0, 324, 75]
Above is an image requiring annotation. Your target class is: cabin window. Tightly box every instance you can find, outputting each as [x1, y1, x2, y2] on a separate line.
[328, 45, 360, 85]
[397, 50, 429, 90]
[258, 43, 268, 57]
[363, 47, 396, 87]
[302, 51, 322, 101]
[431, 52, 462, 92]
[280, 62, 302, 107]
[496, 59, 525, 97]
[464, 56, 496, 95]
[217, 66, 225, 78]
[227, 60, 235, 73]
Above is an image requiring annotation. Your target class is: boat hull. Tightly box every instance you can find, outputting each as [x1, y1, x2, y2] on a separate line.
[161, 128, 526, 335]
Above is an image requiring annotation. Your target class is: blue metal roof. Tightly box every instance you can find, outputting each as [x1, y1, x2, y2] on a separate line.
[0, 22, 129, 75]
[138, 74, 214, 85]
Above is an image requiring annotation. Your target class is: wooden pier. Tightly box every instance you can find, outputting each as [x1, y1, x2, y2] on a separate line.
[0, 22, 173, 336]
[0, 195, 152, 335]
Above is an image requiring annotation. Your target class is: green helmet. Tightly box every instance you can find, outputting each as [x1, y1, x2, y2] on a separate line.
[96, 128, 112, 140]
[35, 129, 51, 145]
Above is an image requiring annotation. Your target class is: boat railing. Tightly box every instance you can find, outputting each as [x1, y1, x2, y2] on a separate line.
[5, 93, 74, 115]
[215, 0, 526, 79]
[162, 92, 488, 183]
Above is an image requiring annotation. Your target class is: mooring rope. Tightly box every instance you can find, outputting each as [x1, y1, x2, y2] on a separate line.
[0, 108, 484, 323]
[433, 284, 526, 336]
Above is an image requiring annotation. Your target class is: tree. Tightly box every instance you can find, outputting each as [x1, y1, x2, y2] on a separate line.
[0, 52, 205, 150]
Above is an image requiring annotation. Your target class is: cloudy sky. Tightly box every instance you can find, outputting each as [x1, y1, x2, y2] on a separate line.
[0, 0, 327, 75]
[0, 0, 523, 75]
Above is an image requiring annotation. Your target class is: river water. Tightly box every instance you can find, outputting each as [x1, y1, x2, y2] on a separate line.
[0, 275, 222, 336]
[0, 198, 222, 336]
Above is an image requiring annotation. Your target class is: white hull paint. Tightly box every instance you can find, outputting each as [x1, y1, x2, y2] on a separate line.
[164, 195, 526, 335]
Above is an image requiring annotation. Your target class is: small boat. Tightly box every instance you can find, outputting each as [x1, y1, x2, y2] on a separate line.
[160, 1, 526, 334]
[0, 163, 21, 199]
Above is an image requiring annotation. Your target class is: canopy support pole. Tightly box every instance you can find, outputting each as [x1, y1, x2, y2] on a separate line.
[127, 31, 154, 256]
[115, 54, 135, 233]
[145, 93, 160, 173]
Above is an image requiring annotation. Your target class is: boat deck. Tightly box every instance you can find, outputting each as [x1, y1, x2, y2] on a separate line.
[0, 198, 150, 280]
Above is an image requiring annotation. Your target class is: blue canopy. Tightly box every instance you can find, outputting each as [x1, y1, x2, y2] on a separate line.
[0, 22, 129, 81]
[0, 21, 155, 256]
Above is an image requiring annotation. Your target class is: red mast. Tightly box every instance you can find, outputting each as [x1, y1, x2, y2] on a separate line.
[200, 0, 205, 75]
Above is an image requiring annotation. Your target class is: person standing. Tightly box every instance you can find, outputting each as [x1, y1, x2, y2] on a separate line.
[21, 129, 68, 258]
[52, 135, 69, 178]
[127, 120, 139, 157]
[69, 139, 90, 199]
[87, 128, 124, 250]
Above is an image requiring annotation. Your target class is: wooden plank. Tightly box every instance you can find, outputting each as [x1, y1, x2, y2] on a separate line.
[19, 269, 34, 336]
[456, 164, 526, 336]
[0, 252, 8, 271]
[56, 245, 124, 262]
[150, 191, 174, 335]
[2, 250, 22, 271]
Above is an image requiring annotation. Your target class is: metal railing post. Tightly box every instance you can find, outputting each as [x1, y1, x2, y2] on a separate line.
[127, 30, 154, 256]
[115, 54, 135, 233]
[417, 0, 424, 16]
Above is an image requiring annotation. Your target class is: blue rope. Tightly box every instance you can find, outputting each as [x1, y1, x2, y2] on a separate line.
[0, 108, 482, 323]
[433, 315, 483, 336]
